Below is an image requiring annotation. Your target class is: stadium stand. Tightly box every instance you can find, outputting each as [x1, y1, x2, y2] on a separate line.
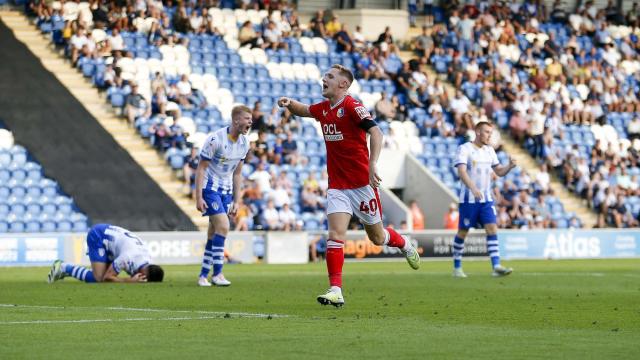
[30, 0, 636, 230]
[0, 124, 89, 233]
[0, 17, 196, 231]
[420, 1, 639, 228]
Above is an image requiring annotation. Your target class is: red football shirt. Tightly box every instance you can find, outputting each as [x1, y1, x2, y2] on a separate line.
[308, 95, 372, 190]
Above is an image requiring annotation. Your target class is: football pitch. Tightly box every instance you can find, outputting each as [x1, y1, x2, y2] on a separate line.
[0, 259, 638, 359]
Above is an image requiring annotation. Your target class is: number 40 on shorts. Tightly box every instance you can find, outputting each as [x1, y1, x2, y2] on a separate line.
[359, 199, 378, 214]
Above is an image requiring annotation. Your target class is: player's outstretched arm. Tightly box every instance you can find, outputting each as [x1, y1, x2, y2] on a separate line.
[277, 97, 312, 117]
[493, 156, 517, 177]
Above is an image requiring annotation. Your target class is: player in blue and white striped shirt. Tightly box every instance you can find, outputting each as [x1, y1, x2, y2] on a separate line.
[47, 224, 164, 284]
[452, 121, 516, 278]
[195, 105, 252, 287]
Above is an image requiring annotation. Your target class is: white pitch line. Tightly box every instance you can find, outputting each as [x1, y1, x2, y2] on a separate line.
[0, 304, 290, 319]
[0, 315, 224, 325]
[519, 272, 606, 277]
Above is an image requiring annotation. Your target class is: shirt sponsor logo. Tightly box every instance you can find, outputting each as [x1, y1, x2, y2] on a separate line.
[325, 134, 344, 141]
[322, 123, 343, 141]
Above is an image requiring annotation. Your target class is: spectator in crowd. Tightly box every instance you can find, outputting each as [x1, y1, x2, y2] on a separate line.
[443, 202, 459, 230]
[278, 203, 297, 231]
[183, 146, 199, 199]
[239, 20, 261, 48]
[309, 10, 326, 38]
[375, 92, 396, 121]
[409, 200, 425, 230]
[262, 200, 281, 230]
[234, 197, 254, 231]
[263, 21, 288, 50]
[325, 16, 341, 37]
[125, 82, 150, 125]
[334, 24, 353, 53]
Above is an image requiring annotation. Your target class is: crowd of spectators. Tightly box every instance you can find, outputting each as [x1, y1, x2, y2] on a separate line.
[30, 0, 638, 229]
[404, 0, 640, 228]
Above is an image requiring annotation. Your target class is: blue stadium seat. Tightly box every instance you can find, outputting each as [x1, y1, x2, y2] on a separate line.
[25, 196, 41, 215]
[0, 201, 9, 216]
[24, 214, 41, 232]
[40, 179, 58, 198]
[39, 214, 56, 232]
[8, 219, 25, 233]
[0, 150, 11, 167]
[0, 185, 9, 200]
[56, 220, 73, 232]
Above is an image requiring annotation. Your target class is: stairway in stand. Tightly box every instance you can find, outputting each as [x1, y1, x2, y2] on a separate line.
[0, 10, 208, 230]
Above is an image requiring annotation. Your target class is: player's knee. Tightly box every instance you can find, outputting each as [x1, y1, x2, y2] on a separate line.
[485, 225, 498, 235]
[456, 230, 468, 239]
[216, 224, 230, 235]
[328, 230, 346, 241]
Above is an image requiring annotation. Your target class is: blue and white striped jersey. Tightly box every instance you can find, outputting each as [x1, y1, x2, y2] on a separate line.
[98, 224, 151, 276]
[454, 142, 499, 204]
[199, 127, 250, 193]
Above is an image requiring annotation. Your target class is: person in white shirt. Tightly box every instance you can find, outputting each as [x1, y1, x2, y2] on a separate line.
[195, 105, 252, 287]
[108, 28, 125, 52]
[271, 184, 291, 209]
[70, 27, 88, 64]
[263, 200, 281, 230]
[535, 164, 551, 192]
[278, 203, 297, 231]
[249, 162, 272, 195]
[452, 121, 516, 278]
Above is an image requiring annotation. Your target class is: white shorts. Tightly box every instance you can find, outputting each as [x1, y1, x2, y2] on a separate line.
[327, 185, 382, 225]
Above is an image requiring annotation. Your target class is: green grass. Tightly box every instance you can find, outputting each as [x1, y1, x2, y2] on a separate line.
[0, 259, 639, 359]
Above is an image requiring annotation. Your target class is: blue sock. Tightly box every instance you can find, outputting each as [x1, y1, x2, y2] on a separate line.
[487, 234, 500, 268]
[64, 264, 96, 283]
[200, 238, 214, 278]
[452, 236, 465, 269]
[212, 234, 226, 276]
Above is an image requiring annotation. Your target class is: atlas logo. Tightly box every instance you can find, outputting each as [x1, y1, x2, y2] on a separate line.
[543, 233, 600, 258]
[337, 108, 344, 118]
[322, 123, 343, 141]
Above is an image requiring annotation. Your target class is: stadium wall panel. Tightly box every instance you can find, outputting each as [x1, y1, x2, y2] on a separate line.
[0, 20, 196, 231]
[334, 9, 408, 42]
[403, 154, 457, 229]
[2, 230, 638, 267]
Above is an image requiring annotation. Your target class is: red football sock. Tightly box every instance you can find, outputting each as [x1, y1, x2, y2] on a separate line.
[385, 227, 406, 248]
[326, 239, 344, 287]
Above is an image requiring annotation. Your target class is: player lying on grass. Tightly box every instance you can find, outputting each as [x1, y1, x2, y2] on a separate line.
[278, 64, 420, 308]
[47, 224, 164, 283]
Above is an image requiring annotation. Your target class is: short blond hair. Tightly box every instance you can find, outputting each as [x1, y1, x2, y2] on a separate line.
[331, 64, 354, 86]
[231, 105, 252, 119]
[474, 121, 493, 131]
